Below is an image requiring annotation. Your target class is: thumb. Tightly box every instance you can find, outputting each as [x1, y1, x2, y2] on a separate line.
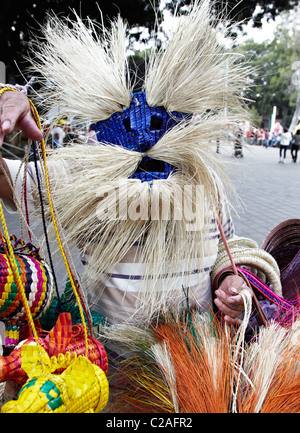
[1, 119, 12, 134]
[18, 112, 44, 141]
[228, 287, 238, 296]
[0, 130, 4, 148]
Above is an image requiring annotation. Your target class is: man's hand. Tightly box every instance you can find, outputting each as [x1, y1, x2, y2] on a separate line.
[214, 274, 252, 325]
[0, 90, 43, 147]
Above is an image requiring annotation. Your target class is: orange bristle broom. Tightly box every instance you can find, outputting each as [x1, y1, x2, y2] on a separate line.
[106, 309, 241, 413]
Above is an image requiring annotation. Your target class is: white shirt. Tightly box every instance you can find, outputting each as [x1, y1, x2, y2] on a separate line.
[280, 131, 292, 146]
[50, 126, 66, 146]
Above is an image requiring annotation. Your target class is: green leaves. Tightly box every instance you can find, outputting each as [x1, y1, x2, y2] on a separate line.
[237, 15, 297, 126]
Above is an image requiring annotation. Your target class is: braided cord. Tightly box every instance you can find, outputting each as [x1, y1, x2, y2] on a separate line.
[0, 87, 42, 346]
[28, 98, 89, 357]
[0, 87, 19, 96]
[0, 87, 89, 357]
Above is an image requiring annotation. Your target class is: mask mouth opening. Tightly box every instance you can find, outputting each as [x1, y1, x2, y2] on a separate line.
[135, 158, 165, 173]
[131, 157, 175, 182]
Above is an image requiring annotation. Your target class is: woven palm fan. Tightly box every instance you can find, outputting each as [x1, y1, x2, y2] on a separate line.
[262, 218, 300, 272]
[262, 219, 300, 301]
[262, 219, 300, 252]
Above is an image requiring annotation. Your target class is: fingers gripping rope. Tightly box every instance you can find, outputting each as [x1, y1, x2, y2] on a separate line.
[216, 216, 268, 327]
[216, 215, 253, 413]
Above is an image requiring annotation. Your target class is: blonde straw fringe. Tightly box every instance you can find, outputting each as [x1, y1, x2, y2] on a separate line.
[145, 0, 252, 116]
[28, 13, 131, 123]
[23, 1, 255, 322]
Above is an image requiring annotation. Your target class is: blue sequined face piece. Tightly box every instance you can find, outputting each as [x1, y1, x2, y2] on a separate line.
[92, 91, 190, 182]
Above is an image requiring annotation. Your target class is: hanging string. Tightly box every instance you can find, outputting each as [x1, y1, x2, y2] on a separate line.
[31, 140, 62, 313]
[21, 145, 32, 242]
[28, 99, 91, 356]
[0, 86, 92, 357]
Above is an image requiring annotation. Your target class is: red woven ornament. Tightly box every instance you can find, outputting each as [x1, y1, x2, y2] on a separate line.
[0, 312, 108, 385]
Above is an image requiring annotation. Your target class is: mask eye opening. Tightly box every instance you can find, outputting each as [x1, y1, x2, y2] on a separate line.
[123, 118, 131, 132]
[150, 116, 162, 131]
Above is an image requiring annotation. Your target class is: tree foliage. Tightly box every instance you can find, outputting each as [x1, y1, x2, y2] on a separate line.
[238, 14, 297, 127]
[0, 0, 297, 83]
[165, 0, 297, 28]
[0, 0, 156, 82]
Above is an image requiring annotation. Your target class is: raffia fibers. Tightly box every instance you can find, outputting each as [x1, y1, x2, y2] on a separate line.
[103, 307, 300, 413]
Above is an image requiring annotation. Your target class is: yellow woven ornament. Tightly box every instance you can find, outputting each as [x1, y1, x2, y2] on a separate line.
[1, 345, 109, 413]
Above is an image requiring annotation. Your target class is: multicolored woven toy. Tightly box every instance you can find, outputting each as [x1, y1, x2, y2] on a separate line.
[1, 345, 109, 413]
[0, 235, 54, 346]
[0, 89, 109, 412]
[0, 312, 108, 385]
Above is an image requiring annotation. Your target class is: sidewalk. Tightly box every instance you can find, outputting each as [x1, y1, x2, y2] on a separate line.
[220, 144, 300, 247]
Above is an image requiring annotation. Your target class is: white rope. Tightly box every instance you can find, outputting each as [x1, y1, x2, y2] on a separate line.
[0, 77, 35, 95]
[231, 287, 252, 413]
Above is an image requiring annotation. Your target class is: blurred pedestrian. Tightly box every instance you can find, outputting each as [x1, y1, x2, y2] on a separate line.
[291, 129, 300, 163]
[233, 127, 243, 158]
[50, 124, 65, 148]
[264, 130, 270, 148]
[257, 128, 265, 146]
[63, 125, 76, 145]
[250, 128, 258, 145]
[279, 127, 292, 164]
[85, 125, 98, 145]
